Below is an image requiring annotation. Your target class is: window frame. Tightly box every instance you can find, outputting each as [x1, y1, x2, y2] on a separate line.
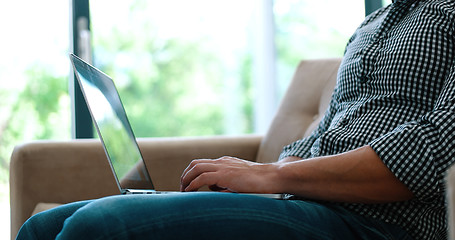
[70, 0, 93, 138]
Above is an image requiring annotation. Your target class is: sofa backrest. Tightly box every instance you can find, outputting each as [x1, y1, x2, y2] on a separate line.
[256, 58, 341, 163]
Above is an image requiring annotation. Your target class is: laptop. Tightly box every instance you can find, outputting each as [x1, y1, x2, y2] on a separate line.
[70, 53, 286, 199]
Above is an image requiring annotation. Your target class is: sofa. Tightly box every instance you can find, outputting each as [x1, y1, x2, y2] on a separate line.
[10, 58, 353, 239]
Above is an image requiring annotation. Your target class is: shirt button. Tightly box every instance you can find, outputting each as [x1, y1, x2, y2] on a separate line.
[356, 73, 368, 84]
[359, 76, 368, 83]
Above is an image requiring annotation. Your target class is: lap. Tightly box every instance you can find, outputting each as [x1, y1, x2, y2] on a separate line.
[17, 192, 413, 240]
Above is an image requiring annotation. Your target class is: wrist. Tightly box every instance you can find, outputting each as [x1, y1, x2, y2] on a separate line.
[269, 161, 302, 194]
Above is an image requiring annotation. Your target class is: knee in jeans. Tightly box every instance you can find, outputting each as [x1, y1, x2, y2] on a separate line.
[56, 197, 126, 239]
[16, 211, 53, 240]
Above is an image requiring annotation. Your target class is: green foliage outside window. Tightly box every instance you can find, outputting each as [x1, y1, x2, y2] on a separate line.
[90, 0, 254, 138]
[0, 66, 70, 184]
[94, 38, 230, 137]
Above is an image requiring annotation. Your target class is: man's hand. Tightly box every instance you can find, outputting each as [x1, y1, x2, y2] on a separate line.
[180, 156, 281, 193]
[180, 146, 414, 204]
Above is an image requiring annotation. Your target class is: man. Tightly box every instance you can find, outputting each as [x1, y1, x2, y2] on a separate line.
[16, 0, 454, 239]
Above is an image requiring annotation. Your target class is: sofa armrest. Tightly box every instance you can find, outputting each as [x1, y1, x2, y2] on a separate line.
[10, 135, 262, 240]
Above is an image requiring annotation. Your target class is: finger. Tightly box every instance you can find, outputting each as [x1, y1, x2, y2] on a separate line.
[181, 157, 241, 180]
[184, 172, 222, 192]
[181, 159, 219, 177]
[180, 162, 220, 191]
[180, 159, 215, 187]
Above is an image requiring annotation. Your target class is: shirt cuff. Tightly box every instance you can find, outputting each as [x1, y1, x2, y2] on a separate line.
[369, 124, 440, 202]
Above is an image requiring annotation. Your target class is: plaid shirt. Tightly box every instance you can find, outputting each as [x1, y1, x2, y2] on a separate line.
[279, 0, 455, 239]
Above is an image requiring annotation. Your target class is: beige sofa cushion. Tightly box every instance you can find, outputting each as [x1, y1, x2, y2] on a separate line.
[257, 58, 340, 163]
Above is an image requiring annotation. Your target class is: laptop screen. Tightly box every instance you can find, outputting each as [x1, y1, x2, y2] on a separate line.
[70, 54, 154, 191]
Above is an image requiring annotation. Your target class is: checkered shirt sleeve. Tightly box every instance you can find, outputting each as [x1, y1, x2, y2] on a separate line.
[370, 64, 455, 202]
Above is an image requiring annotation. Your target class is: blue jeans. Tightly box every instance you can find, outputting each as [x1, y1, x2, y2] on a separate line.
[16, 192, 413, 240]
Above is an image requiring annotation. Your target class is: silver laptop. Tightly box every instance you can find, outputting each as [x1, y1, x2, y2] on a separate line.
[70, 53, 286, 199]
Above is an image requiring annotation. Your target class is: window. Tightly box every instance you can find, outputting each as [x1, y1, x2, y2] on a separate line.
[1, 1, 70, 238]
[90, 0, 257, 136]
[86, 0, 366, 137]
[275, 0, 365, 99]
